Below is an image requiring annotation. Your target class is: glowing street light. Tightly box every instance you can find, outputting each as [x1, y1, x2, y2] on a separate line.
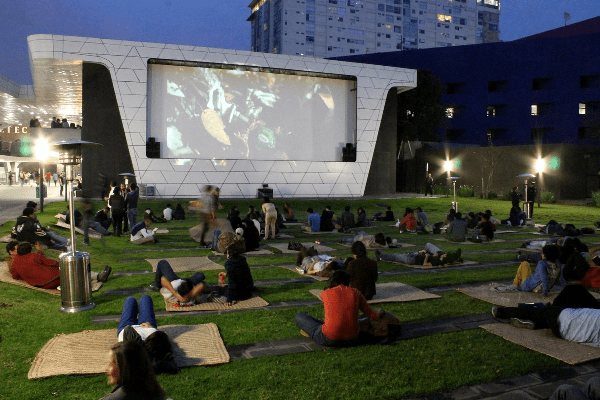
[535, 158, 545, 174]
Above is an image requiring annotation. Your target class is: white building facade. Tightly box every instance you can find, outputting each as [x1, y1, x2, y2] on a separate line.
[249, 0, 500, 57]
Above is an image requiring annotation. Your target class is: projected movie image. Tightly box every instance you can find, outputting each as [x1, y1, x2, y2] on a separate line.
[148, 62, 356, 162]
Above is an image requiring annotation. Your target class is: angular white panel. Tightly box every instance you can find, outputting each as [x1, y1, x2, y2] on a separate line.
[300, 173, 323, 184]
[264, 172, 287, 184]
[156, 184, 180, 197]
[340, 65, 361, 76]
[159, 48, 185, 60]
[283, 172, 304, 184]
[105, 45, 131, 56]
[319, 173, 340, 184]
[244, 171, 269, 183]
[348, 183, 364, 196]
[120, 56, 146, 70]
[121, 94, 145, 109]
[136, 47, 163, 59]
[170, 162, 193, 172]
[251, 160, 275, 172]
[285, 60, 309, 71]
[190, 160, 216, 172]
[62, 40, 85, 53]
[162, 171, 192, 183]
[140, 170, 167, 184]
[175, 184, 201, 197]
[273, 184, 296, 197]
[104, 55, 126, 70]
[182, 171, 209, 184]
[359, 98, 381, 110]
[204, 171, 230, 183]
[178, 45, 195, 51]
[294, 184, 319, 197]
[85, 37, 103, 43]
[80, 42, 109, 55]
[129, 119, 147, 133]
[245, 56, 269, 67]
[132, 106, 146, 121]
[124, 107, 142, 121]
[224, 172, 249, 184]
[126, 81, 147, 95]
[358, 108, 376, 121]
[324, 162, 345, 173]
[265, 58, 291, 69]
[133, 70, 147, 83]
[219, 184, 244, 198]
[289, 161, 311, 173]
[237, 184, 260, 198]
[312, 183, 335, 196]
[306, 163, 329, 173]
[116, 69, 139, 82]
[224, 54, 250, 65]
[322, 64, 346, 75]
[371, 78, 391, 90]
[303, 61, 327, 72]
[375, 68, 395, 79]
[230, 160, 256, 172]
[270, 161, 294, 173]
[203, 52, 228, 64]
[102, 39, 124, 45]
[335, 173, 357, 184]
[329, 184, 352, 197]
[358, 67, 379, 78]
[181, 50, 207, 62]
[129, 132, 145, 146]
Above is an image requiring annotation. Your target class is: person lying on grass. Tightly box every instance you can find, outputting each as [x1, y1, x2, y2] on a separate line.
[294, 270, 380, 347]
[513, 244, 564, 298]
[339, 231, 392, 248]
[115, 295, 178, 376]
[150, 260, 207, 305]
[491, 284, 600, 347]
[375, 243, 462, 267]
[9, 241, 111, 289]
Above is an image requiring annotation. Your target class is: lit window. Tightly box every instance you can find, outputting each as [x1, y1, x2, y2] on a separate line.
[487, 106, 496, 117]
[446, 108, 455, 118]
[437, 14, 452, 23]
[579, 103, 586, 115]
[531, 104, 538, 116]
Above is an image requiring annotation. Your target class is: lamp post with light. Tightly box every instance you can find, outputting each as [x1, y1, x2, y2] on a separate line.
[53, 139, 102, 313]
[33, 137, 50, 212]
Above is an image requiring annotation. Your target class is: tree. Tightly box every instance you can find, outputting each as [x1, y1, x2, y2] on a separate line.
[397, 69, 448, 143]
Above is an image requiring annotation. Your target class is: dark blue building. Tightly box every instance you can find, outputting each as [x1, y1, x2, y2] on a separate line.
[335, 17, 600, 147]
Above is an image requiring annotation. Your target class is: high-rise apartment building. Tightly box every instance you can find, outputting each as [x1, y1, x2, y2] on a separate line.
[248, 0, 501, 57]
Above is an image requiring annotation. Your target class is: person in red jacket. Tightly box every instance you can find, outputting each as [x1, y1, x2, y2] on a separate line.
[10, 242, 111, 289]
[398, 207, 417, 232]
[294, 270, 379, 346]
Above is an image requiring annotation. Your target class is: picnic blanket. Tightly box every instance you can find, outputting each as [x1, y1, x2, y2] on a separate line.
[213, 247, 273, 256]
[339, 242, 416, 249]
[457, 284, 563, 307]
[146, 257, 224, 273]
[310, 282, 440, 304]
[279, 264, 329, 281]
[268, 242, 335, 254]
[403, 260, 478, 270]
[0, 261, 102, 296]
[433, 238, 505, 244]
[481, 323, 600, 365]
[165, 294, 268, 312]
[54, 219, 102, 239]
[0, 234, 12, 243]
[28, 323, 229, 379]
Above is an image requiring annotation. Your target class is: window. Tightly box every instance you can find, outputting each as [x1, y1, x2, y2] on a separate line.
[486, 128, 507, 143]
[446, 107, 455, 118]
[487, 80, 507, 93]
[446, 82, 465, 94]
[394, 25, 401, 33]
[437, 14, 452, 22]
[445, 129, 465, 140]
[487, 105, 496, 117]
[532, 77, 553, 91]
[531, 103, 553, 116]
[579, 103, 586, 115]
[531, 128, 553, 142]
[580, 75, 600, 89]
[531, 104, 538, 116]
[579, 127, 600, 139]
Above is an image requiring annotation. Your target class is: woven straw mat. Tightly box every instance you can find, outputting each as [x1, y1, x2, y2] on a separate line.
[310, 282, 440, 304]
[146, 257, 223, 273]
[165, 295, 268, 312]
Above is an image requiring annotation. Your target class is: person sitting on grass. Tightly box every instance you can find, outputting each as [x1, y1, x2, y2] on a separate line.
[513, 244, 563, 297]
[162, 204, 173, 221]
[446, 211, 467, 242]
[398, 207, 417, 232]
[347, 241, 378, 300]
[303, 207, 321, 233]
[10, 241, 111, 289]
[383, 206, 395, 222]
[5, 240, 18, 268]
[355, 207, 369, 227]
[491, 284, 600, 346]
[14, 207, 68, 251]
[144, 208, 167, 223]
[150, 259, 207, 305]
[172, 203, 186, 220]
[294, 270, 380, 347]
[375, 243, 462, 267]
[116, 295, 178, 375]
[130, 218, 157, 244]
[222, 245, 255, 306]
[340, 206, 355, 233]
[339, 231, 391, 248]
[103, 340, 167, 400]
[477, 212, 495, 241]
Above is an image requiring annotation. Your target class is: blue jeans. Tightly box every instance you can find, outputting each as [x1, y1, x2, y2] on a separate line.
[550, 376, 600, 400]
[83, 219, 109, 242]
[47, 230, 68, 245]
[294, 312, 352, 347]
[153, 260, 206, 289]
[380, 252, 417, 264]
[117, 295, 157, 337]
[127, 208, 137, 232]
[210, 229, 221, 251]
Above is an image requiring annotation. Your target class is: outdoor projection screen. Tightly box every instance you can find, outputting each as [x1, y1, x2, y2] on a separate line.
[147, 60, 357, 163]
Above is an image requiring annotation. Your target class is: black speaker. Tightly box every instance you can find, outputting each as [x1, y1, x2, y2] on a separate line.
[146, 137, 160, 158]
[342, 143, 356, 162]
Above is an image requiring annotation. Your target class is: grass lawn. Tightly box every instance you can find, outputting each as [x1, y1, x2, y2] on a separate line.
[0, 196, 598, 399]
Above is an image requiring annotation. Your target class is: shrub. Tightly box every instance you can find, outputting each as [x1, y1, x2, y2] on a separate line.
[433, 185, 447, 195]
[540, 191, 556, 204]
[487, 191, 498, 200]
[457, 185, 475, 198]
[592, 191, 600, 207]
[503, 190, 512, 201]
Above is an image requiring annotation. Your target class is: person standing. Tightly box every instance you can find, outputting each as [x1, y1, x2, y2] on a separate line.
[261, 197, 277, 240]
[425, 173, 434, 196]
[198, 185, 216, 247]
[125, 183, 139, 231]
[109, 183, 125, 237]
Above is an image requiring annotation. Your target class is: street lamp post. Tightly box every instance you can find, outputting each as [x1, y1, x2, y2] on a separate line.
[53, 139, 102, 313]
[33, 137, 50, 212]
[518, 173, 536, 219]
[447, 176, 460, 212]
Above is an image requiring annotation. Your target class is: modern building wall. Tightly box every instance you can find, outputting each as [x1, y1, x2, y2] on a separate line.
[335, 29, 600, 147]
[248, 0, 500, 58]
[27, 34, 416, 198]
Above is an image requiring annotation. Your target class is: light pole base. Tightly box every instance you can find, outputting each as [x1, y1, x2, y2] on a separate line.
[60, 303, 96, 313]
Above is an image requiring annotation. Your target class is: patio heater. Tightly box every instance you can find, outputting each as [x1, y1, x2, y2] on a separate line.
[447, 176, 460, 212]
[119, 172, 135, 186]
[518, 173, 536, 219]
[53, 139, 102, 313]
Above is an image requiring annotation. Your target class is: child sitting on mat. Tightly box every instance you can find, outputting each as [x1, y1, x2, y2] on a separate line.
[294, 270, 380, 347]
